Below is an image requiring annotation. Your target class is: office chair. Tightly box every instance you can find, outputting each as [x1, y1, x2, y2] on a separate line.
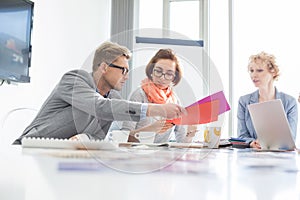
[0, 107, 37, 150]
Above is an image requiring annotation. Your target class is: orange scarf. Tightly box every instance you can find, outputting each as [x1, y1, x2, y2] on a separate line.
[141, 78, 176, 104]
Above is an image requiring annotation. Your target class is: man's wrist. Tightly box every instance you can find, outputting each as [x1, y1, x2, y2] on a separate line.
[146, 104, 160, 117]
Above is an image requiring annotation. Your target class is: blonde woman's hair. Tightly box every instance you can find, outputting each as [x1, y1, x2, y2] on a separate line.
[248, 51, 280, 80]
[92, 41, 131, 72]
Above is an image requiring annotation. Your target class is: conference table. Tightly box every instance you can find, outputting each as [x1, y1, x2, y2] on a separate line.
[1, 144, 300, 200]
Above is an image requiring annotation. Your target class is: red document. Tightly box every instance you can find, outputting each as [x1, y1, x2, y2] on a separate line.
[167, 100, 220, 125]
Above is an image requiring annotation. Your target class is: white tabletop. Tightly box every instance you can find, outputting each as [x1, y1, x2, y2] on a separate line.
[1, 145, 300, 200]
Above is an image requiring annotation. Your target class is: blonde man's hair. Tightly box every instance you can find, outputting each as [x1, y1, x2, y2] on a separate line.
[92, 41, 131, 72]
[248, 51, 280, 80]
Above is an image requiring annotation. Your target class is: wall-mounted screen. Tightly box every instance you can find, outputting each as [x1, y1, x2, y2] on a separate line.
[0, 0, 34, 83]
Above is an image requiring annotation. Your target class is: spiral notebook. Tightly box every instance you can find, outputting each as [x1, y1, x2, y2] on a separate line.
[21, 137, 118, 150]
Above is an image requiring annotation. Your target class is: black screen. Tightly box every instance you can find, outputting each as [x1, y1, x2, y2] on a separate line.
[0, 0, 34, 83]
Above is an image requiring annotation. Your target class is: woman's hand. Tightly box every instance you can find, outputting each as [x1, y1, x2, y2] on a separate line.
[250, 140, 261, 149]
[130, 119, 174, 136]
[186, 125, 198, 137]
[184, 125, 198, 143]
[128, 120, 174, 142]
[149, 120, 174, 133]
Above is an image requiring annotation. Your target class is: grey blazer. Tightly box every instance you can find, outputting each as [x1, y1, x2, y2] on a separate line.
[237, 88, 298, 143]
[14, 69, 143, 144]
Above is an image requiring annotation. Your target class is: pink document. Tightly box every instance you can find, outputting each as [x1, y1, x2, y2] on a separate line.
[167, 91, 230, 125]
[187, 90, 230, 115]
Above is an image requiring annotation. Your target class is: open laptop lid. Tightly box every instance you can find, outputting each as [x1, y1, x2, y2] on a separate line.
[248, 99, 296, 151]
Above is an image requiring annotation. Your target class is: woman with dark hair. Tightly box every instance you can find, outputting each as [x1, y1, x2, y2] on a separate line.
[122, 49, 197, 143]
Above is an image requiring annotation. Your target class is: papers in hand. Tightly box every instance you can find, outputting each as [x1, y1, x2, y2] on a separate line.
[169, 100, 220, 125]
[167, 91, 230, 125]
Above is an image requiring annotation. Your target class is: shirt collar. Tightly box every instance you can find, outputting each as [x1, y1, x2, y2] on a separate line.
[96, 88, 110, 98]
[250, 87, 279, 103]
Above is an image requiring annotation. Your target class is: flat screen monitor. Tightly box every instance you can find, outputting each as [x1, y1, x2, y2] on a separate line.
[0, 0, 34, 83]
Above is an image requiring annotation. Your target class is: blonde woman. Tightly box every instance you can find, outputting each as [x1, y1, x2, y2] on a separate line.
[237, 52, 298, 149]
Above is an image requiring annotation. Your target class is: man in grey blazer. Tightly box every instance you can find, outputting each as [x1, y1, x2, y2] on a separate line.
[14, 42, 185, 144]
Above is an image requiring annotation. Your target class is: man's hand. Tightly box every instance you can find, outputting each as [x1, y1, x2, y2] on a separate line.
[147, 103, 186, 119]
[69, 133, 90, 141]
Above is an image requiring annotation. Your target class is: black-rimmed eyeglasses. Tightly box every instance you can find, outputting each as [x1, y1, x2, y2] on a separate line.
[153, 69, 175, 81]
[108, 63, 129, 75]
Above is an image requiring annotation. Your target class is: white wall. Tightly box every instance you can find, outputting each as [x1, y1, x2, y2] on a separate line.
[0, 0, 111, 147]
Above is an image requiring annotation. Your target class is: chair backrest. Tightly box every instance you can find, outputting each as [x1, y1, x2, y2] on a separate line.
[0, 107, 37, 150]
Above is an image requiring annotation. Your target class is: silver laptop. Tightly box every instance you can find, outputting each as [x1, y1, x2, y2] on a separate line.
[248, 99, 296, 151]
